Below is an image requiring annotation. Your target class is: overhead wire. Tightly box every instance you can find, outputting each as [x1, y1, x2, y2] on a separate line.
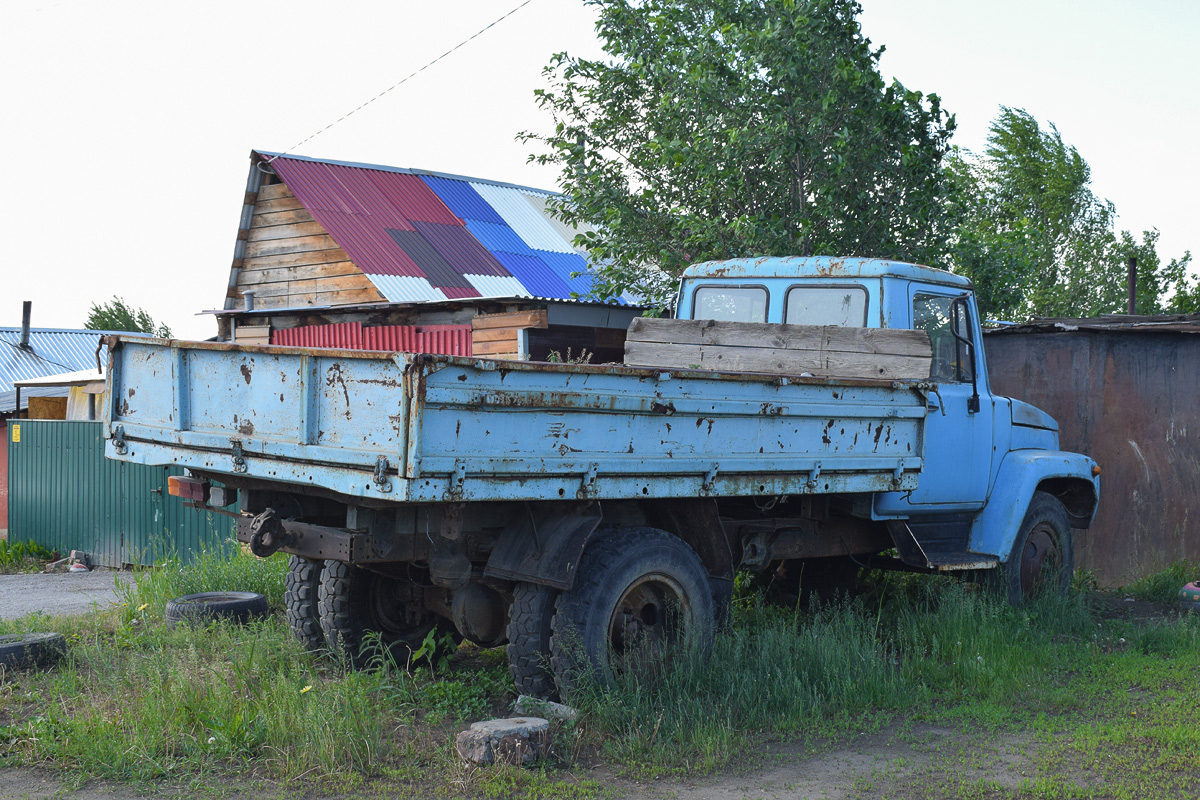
[263, 0, 536, 166]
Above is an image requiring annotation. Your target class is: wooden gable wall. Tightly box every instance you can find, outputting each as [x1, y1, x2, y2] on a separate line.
[230, 182, 385, 310]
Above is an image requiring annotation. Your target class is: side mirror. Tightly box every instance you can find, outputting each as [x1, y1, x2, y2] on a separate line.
[949, 295, 980, 414]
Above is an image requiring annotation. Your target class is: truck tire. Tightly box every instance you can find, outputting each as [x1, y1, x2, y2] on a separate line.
[0, 633, 66, 670]
[318, 561, 442, 670]
[1004, 491, 1074, 605]
[506, 582, 559, 700]
[550, 527, 714, 696]
[165, 592, 269, 627]
[285, 556, 326, 652]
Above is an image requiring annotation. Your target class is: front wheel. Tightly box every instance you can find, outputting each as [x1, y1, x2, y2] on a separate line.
[1003, 491, 1074, 605]
[550, 527, 714, 697]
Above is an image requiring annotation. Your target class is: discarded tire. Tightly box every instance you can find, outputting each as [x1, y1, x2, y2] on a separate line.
[0, 633, 67, 669]
[164, 592, 269, 627]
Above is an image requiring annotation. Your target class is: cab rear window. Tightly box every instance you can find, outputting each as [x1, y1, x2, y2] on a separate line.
[692, 286, 768, 323]
[784, 286, 867, 326]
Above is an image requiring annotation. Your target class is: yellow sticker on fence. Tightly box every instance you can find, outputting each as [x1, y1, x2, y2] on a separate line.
[11, 424, 19, 443]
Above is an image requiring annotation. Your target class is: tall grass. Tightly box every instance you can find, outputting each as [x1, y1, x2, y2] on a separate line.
[571, 576, 1097, 773]
[115, 544, 288, 618]
[1122, 560, 1199, 603]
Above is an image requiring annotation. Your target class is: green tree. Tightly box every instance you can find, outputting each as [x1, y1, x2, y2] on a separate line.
[949, 107, 1195, 319]
[526, 0, 957, 307]
[84, 297, 173, 337]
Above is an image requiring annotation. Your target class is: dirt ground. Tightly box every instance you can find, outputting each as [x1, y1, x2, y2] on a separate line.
[0, 723, 1013, 800]
[0, 571, 120, 620]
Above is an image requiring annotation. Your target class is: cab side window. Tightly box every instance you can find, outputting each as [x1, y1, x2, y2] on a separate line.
[912, 293, 973, 382]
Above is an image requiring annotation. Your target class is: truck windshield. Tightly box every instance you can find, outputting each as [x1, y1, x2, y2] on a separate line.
[692, 286, 768, 323]
[784, 286, 867, 326]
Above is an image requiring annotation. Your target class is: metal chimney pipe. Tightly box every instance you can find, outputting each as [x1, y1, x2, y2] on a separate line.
[20, 301, 31, 349]
[1127, 256, 1138, 314]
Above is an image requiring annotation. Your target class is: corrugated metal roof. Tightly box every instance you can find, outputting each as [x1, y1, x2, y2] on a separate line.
[468, 181, 575, 253]
[463, 274, 533, 299]
[491, 251, 575, 299]
[985, 313, 1200, 336]
[419, 175, 506, 225]
[257, 151, 634, 305]
[0, 328, 117, 393]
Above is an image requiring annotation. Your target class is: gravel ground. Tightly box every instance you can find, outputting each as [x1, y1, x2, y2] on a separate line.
[0, 571, 122, 619]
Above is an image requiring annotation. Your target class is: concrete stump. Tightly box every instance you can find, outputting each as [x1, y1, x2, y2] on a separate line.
[456, 717, 550, 766]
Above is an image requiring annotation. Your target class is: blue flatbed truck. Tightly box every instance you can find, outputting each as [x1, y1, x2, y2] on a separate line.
[104, 257, 1099, 695]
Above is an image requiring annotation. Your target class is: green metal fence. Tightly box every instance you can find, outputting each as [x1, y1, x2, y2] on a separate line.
[7, 420, 235, 567]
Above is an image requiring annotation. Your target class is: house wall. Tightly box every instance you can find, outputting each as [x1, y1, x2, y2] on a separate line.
[985, 331, 1200, 586]
[232, 182, 385, 310]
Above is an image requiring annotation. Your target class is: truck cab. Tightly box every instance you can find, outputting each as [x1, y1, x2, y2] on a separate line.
[676, 256, 1100, 581]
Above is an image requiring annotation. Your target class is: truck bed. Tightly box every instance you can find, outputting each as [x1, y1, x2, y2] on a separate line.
[104, 337, 928, 503]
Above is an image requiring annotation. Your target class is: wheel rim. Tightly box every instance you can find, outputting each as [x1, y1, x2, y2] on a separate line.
[366, 573, 427, 639]
[607, 572, 690, 669]
[1019, 524, 1062, 597]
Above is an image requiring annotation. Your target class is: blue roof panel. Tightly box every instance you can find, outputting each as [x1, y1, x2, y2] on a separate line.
[534, 250, 603, 299]
[463, 219, 537, 257]
[420, 176, 506, 225]
[491, 252, 575, 299]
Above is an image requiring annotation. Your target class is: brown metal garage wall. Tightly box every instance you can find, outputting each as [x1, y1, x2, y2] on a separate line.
[985, 331, 1200, 585]
[6, 420, 235, 567]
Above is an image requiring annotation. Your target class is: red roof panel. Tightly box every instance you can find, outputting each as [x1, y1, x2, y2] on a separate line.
[366, 171, 462, 225]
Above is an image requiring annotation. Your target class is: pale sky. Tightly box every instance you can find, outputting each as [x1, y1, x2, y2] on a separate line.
[2, 0, 1194, 340]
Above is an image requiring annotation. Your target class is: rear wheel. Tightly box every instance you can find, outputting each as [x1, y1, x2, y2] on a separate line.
[318, 561, 443, 670]
[285, 556, 325, 651]
[507, 582, 559, 700]
[550, 527, 714, 696]
[1004, 491, 1074, 605]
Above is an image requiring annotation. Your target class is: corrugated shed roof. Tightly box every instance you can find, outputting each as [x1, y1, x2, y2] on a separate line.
[0, 328, 143, 410]
[985, 313, 1200, 336]
[253, 151, 631, 306]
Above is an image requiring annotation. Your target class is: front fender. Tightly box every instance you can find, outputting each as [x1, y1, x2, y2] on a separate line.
[970, 450, 1100, 562]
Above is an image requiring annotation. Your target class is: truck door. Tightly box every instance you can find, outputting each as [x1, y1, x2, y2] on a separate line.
[898, 285, 994, 507]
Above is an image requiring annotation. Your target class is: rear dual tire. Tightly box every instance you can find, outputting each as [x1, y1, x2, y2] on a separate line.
[549, 528, 715, 697]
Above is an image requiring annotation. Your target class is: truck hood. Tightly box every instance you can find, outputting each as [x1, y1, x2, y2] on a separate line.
[1010, 399, 1059, 432]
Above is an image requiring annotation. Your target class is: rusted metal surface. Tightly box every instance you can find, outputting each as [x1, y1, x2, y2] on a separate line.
[985, 327, 1200, 585]
[104, 336, 928, 505]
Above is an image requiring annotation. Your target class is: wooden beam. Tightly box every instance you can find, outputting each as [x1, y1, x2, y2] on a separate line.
[242, 247, 351, 271]
[471, 327, 523, 344]
[472, 338, 523, 355]
[252, 195, 306, 214]
[251, 286, 386, 309]
[627, 318, 931, 357]
[624, 340, 931, 380]
[624, 319, 932, 380]
[472, 309, 548, 331]
[246, 220, 328, 243]
[248, 273, 381, 299]
[257, 182, 294, 200]
[237, 261, 361, 286]
[245, 233, 340, 258]
[251, 208, 317, 228]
